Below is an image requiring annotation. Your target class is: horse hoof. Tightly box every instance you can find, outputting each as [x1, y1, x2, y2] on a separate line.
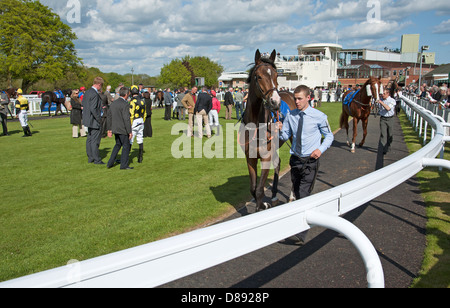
[263, 202, 271, 210]
[351, 149, 355, 153]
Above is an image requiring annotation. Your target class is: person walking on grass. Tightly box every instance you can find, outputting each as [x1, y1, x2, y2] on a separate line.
[107, 87, 133, 170]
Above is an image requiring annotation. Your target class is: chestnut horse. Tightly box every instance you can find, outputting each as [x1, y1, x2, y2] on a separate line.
[239, 49, 282, 212]
[340, 76, 384, 153]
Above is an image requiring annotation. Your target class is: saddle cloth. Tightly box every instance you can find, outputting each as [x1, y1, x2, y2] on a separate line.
[55, 90, 64, 99]
[344, 90, 360, 106]
[272, 100, 292, 123]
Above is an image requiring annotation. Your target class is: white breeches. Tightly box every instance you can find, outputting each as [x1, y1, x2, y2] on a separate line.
[19, 111, 28, 127]
[131, 118, 144, 145]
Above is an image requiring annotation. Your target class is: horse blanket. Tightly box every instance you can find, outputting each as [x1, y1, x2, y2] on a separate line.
[55, 90, 64, 99]
[272, 100, 292, 123]
[343, 90, 360, 117]
[344, 90, 359, 107]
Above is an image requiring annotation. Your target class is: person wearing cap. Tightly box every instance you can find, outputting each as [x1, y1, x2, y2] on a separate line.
[129, 85, 147, 163]
[15, 89, 32, 137]
[79, 87, 86, 101]
[209, 90, 221, 134]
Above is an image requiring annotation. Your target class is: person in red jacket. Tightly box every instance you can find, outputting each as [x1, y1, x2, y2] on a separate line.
[209, 90, 221, 134]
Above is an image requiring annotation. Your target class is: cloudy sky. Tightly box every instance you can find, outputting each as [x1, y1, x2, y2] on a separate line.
[40, 0, 450, 76]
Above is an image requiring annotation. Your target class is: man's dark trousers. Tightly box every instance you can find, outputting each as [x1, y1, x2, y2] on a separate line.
[87, 128, 102, 163]
[290, 156, 320, 200]
[108, 134, 131, 169]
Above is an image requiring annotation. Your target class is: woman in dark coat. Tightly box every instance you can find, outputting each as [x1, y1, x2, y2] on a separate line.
[70, 89, 86, 138]
[143, 90, 153, 138]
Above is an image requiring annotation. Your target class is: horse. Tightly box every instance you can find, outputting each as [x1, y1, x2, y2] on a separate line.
[239, 49, 283, 212]
[41, 90, 68, 117]
[154, 91, 164, 108]
[340, 76, 384, 153]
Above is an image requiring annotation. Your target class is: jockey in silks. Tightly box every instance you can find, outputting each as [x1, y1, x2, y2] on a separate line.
[129, 85, 147, 163]
[15, 89, 32, 137]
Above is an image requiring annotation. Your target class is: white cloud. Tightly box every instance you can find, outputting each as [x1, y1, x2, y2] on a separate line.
[433, 19, 450, 34]
[37, 0, 450, 75]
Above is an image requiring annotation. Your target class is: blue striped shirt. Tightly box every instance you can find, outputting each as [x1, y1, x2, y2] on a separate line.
[279, 106, 334, 158]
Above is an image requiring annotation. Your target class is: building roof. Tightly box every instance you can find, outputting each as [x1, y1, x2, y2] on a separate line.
[424, 63, 450, 77]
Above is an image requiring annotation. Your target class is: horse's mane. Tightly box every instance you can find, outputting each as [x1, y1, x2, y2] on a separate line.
[246, 57, 277, 84]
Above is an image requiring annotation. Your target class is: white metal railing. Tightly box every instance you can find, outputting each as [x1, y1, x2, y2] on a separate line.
[7, 95, 71, 117]
[0, 94, 448, 289]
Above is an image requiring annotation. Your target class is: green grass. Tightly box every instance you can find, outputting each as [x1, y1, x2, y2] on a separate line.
[397, 112, 450, 288]
[0, 102, 342, 282]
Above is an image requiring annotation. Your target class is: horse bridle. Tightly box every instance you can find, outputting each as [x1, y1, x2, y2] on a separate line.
[253, 63, 279, 110]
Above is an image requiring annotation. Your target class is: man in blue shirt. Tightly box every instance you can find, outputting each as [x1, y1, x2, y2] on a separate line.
[278, 85, 334, 201]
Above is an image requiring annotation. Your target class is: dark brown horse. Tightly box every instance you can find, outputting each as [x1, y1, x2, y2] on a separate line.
[340, 76, 384, 153]
[41, 90, 68, 117]
[239, 49, 283, 212]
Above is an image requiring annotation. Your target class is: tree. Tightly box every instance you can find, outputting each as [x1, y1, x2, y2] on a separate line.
[0, 0, 81, 91]
[159, 59, 192, 88]
[159, 56, 224, 88]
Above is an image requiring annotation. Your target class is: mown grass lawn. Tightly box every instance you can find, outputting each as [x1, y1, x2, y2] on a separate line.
[0, 102, 342, 282]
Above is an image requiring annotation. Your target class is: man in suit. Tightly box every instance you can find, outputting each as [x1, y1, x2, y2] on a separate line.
[224, 87, 234, 120]
[82, 77, 105, 164]
[107, 87, 134, 170]
[194, 87, 212, 138]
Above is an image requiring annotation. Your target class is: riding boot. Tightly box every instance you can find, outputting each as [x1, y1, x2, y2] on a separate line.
[138, 144, 144, 163]
[26, 126, 32, 136]
[22, 127, 29, 137]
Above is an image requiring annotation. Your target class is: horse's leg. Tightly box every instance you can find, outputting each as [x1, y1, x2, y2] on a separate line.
[340, 111, 351, 146]
[246, 157, 258, 202]
[55, 103, 62, 116]
[271, 148, 281, 203]
[351, 118, 359, 153]
[359, 117, 369, 148]
[256, 159, 272, 212]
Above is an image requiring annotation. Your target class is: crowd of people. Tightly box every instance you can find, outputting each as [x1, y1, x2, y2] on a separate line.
[403, 83, 450, 108]
[65, 80, 252, 169]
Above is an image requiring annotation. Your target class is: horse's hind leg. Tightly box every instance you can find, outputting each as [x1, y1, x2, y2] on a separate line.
[351, 118, 359, 153]
[359, 118, 369, 148]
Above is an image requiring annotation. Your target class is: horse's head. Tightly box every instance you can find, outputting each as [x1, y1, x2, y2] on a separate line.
[6, 88, 18, 99]
[251, 49, 281, 111]
[365, 76, 384, 101]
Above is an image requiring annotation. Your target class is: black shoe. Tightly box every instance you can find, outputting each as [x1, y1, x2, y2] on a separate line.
[121, 167, 134, 170]
[95, 161, 106, 165]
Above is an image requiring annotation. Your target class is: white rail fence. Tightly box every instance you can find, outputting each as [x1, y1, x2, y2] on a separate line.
[1, 94, 449, 289]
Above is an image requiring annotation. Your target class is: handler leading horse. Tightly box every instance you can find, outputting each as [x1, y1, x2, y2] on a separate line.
[340, 76, 384, 153]
[239, 49, 283, 212]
